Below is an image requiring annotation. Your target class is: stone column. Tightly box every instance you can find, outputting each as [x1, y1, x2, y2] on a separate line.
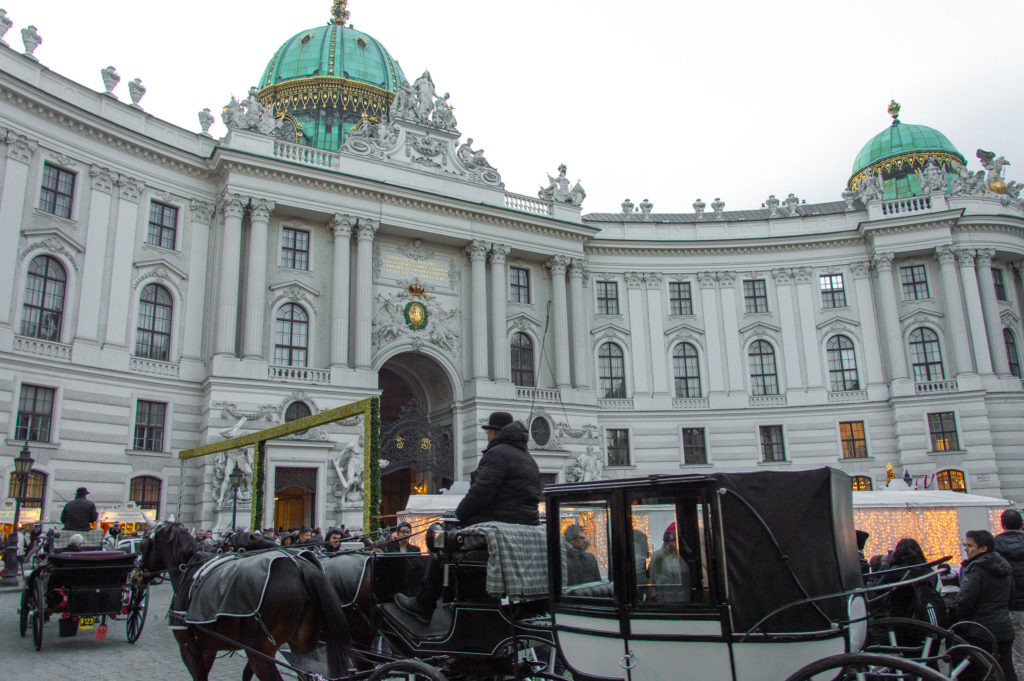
[329, 213, 356, 368]
[794, 267, 824, 388]
[0, 132, 37, 327]
[77, 166, 116, 343]
[771, 268, 803, 390]
[850, 261, 884, 384]
[547, 256, 571, 389]
[956, 248, 993, 374]
[569, 258, 591, 389]
[466, 240, 489, 380]
[215, 192, 247, 356]
[975, 249, 1010, 374]
[718, 272, 744, 392]
[645, 272, 668, 394]
[698, 272, 726, 394]
[872, 253, 908, 379]
[625, 272, 649, 395]
[353, 219, 378, 369]
[104, 175, 145, 348]
[242, 198, 274, 359]
[182, 199, 214, 359]
[489, 243, 510, 382]
[933, 246, 973, 375]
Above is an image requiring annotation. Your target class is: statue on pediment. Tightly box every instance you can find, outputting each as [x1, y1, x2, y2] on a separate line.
[857, 167, 884, 202]
[540, 164, 571, 202]
[457, 138, 493, 170]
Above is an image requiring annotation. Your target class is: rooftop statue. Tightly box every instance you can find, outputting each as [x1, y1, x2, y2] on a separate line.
[100, 66, 120, 97]
[783, 193, 800, 216]
[950, 163, 988, 196]
[765, 194, 780, 217]
[431, 92, 457, 131]
[456, 138, 492, 170]
[198, 108, 215, 136]
[977, 149, 1011, 194]
[711, 197, 725, 219]
[916, 159, 947, 194]
[693, 198, 706, 219]
[539, 164, 571, 202]
[21, 24, 41, 60]
[413, 71, 438, 122]
[390, 79, 418, 121]
[857, 167, 884, 202]
[841, 187, 856, 211]
[639, 198, 653, 220]
[0, 10, 13, 45]
[128, 78, 146, 108]
[222, 86, 288, 138]
[621, 198, 634, 217]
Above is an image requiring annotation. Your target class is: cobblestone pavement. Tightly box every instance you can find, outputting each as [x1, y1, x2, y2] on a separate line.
[1, 581, 249, 680]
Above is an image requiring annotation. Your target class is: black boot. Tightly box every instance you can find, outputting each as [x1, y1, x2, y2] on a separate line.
[394, 593, 433, 625]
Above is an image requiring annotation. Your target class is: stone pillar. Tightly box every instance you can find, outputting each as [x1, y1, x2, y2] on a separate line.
[794, 267, 824, 388]
[645, 272, 668, 394]
[956, 248, 993, 374]
[569, 258, 591, 389]
[242, 198, 274, 359]
[975, 249, 1010, 375]
[871, 253, 908, 379]
[547, 256, 572, 388]
[625, 272, 649, 395]
[718, 272, 744, 392]
[489, 243, 510, 382]
[77, 166, 116, 343]
[215, 192, 247, 356]
[466, 240, 490, 380]
[771, 269, 803, 390]
[329, 214, 356, 368]
[850, 261, 884, 384]
[933, 246, 973, 376]
[104, 175, 145, 348]
[182, 199, 214, 359]
[698, 272, 726, 394]
[0, 132, 37, 327]
[353, 219, 378, 369]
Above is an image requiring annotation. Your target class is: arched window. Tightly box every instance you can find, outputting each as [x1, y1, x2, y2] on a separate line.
[274, 303, 308, 367]
[510, 332, 535, 387]
[21, 255, 66, 341]
[826, 335, 860, 391]
[851, 475, 873, 491]
[935, 469, 967, 494]
[748, 340, 779, 396]
[1005, 328, 1021, 379]
[129, 476, 162, 519]
[285, 401, 312, 422]
[672, 342, 701, 398]
[8, 470, 47, 512]
[135, 283, 173, 360]
[909, 328, 944, 382]
[598, 342, 626, 398]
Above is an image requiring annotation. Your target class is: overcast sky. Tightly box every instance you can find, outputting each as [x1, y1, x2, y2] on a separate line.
[4, 1, 1023, 214]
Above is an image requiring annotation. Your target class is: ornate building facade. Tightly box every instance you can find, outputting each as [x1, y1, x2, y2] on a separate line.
[2, 9, 1024, 529]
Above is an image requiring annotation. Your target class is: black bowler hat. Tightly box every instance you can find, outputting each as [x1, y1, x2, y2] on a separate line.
[75, 487, 90, 497]
[482, 411, 514, 431]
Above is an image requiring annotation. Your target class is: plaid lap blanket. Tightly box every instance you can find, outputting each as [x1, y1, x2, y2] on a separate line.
[459, 522, 548, 599]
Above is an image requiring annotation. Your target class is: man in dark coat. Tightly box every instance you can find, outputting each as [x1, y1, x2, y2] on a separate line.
[996, 509, 1024, 672]
[957, 529, 1018, 681]
[60, 487, 98, 531]
[563, 524, 600, 585]
[395, 412, 540, 623]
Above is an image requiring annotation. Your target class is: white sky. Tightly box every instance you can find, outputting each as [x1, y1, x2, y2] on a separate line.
[4, 1, 1023, 214]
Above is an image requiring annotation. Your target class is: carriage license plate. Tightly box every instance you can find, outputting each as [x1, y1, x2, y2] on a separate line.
[78, 617, 95, 630]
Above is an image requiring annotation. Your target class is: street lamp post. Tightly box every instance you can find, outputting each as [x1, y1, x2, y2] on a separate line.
[1, 443, 34, 586]
[229, 466, 244, 531]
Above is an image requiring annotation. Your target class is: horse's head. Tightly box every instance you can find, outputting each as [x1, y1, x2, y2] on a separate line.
[139, 521, 196, 583]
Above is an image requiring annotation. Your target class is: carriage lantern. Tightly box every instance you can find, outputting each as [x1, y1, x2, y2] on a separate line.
[228, 465, 245, 531]
[1, 442, 33, 585]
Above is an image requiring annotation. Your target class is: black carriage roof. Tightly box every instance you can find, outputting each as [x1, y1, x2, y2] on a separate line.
[545, 472, 715, 495]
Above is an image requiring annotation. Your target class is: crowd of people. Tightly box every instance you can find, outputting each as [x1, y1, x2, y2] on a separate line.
[187, 521, 425, 555]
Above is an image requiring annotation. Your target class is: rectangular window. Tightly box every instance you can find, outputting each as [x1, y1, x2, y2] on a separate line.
[280, 227, 310, 270]
[669, 281, 693, 315]
[682, 427, 707, 465]
[596, 281, 619, 315]
[759, 425, 785, 462]
[743, 279, 769, 313]
[133, 400, 167, 452]
[39, 163, 75, 219]
[558, 499, 614, 598]
[606, 429, 630, 466]
[147, 201, 178, 250]
[509, 267, 530, 304]
[819, 274, 847, 308]
[900, 265, 930, 300]
[993, 268, 1007, 302]
[839, 421, 868, 459]
[15, 384, 55, 443]
[928, 412, 959, 452]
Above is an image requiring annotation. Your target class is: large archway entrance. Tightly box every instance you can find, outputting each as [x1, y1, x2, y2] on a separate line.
[378, 352, 456, 520]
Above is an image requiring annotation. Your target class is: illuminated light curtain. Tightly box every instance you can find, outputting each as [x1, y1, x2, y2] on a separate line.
[855, 507, 961, 565]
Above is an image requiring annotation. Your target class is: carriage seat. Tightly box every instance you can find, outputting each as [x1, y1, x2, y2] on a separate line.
[447, 522, 548, 601]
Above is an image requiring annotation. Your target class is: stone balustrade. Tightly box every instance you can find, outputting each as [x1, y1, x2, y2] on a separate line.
[748, 395, 787, 407]
[13, 335, 72, 361]
[268, 364, 330, 384]
[514, 386, 561, 403]
[273, 140, 338, 169]
[504, 191, 553, 216]
[827, 390, 869, 403]
[915, 378, 958, 395]
[129, 356, 180, 377]
[598, 398, 635, 410]
[673, 397, 710, 409]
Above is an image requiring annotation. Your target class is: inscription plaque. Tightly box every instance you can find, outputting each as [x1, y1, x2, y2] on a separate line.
[381, 253, 449, 283]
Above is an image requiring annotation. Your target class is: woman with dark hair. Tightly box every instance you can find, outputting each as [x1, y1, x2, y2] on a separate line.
[324, 528, 343, 553]
[870, 537, 944, 623]
[281, 534, 294, 547]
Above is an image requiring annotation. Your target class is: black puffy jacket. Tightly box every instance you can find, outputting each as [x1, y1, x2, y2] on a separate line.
[995, 529, 1024, 610]
[956, 550, 1015, 642]
[455, 421, 541, 526]
[60, 496, 98, 531]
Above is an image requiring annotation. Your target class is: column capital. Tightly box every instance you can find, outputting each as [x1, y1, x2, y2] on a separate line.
[568, 257, 589, 280]
[793, 266, 813, 284]
[488, 242, 510, 264]
[698, 271, 717, 289]
[250, 198, 275, 223]
[218, 191, 247, 219]
[356, 218, 379, 241]
[645, 272, 663, 289]
[546, 254, 569, 275]
[624, 271, 644, 289]
[465, 239, 489, 261]
[934, 245, 957, 266]
[717, 271, 736, 288]
[117, 175, 145, 202]
[871, 251, 895, 272]
[3, 130, 38, 163]
[771, 267, 793, 285]
[89, 165, 117, 193]
[975, 248, 996, 268]
[330, 213, 357, 238]
[849, 260, 871, 280]
[955, 248, 976, 268]
[189, 198, 215, 225]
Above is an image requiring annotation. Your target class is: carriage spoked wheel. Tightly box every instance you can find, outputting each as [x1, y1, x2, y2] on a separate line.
[31, 577, 45, 651]
[783, 651, 953, 681]
[125, 584, 149, 644]
[366, 659, 449, 681]
[867, 617, 1004, 681]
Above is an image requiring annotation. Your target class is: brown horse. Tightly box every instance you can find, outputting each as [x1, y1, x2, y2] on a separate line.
[140, 522, 351, 681]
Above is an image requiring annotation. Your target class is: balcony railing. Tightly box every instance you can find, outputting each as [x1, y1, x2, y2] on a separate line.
[13, 335, 71, 361]
[748, 394, 787, 407]
[673, 397, 710, 409]
[129, 356, 180, 377]
[827, 390, 869, 403]
[504, 191, 553, 216]
[268, 365, 330, 384]
[880, 196, 932, 215]
[915, 379, 958, 395]
[272, 140, 338, 169]
[514, 386, 561, 403]
[598, 398, 635, 410]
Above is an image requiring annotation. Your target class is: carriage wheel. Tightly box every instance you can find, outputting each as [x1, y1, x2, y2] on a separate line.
[366, 659, 449, 681]
[783, 651, 952, 681]
[867, 616, 1004, 681]
[18, 578, 33, 637]
[125, 584, 149, 644]
[31, 577, 45, 651]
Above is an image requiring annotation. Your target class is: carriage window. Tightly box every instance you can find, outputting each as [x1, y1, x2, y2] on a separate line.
[629, 491, 712, 607]
[558, 500, 615, 601]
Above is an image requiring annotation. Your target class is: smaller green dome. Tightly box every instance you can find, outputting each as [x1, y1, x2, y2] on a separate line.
[851, 122, 964, 177]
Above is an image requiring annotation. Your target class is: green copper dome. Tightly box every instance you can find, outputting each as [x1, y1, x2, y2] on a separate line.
[848, 102, 966, 200]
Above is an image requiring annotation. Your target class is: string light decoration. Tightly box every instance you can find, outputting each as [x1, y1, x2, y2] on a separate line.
[856, 505, 1009, 566]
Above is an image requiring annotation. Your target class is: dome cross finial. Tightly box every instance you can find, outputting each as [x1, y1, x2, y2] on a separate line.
[888, 99, 901, 126]
[331, 0, 350, 25]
